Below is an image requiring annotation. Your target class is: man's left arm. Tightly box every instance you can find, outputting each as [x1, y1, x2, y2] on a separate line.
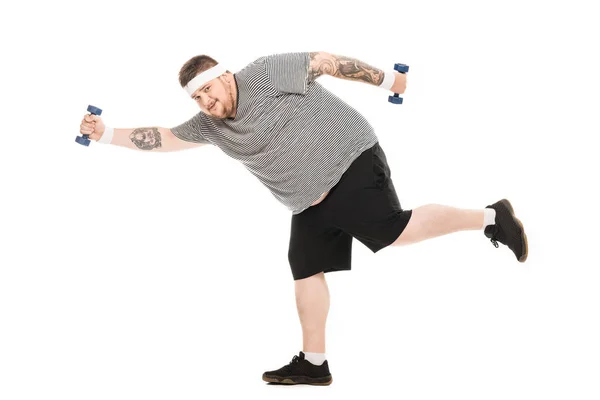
[308, 52, 406, 94]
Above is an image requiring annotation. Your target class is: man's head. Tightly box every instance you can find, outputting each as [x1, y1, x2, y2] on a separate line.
[179, 55, 237, 119]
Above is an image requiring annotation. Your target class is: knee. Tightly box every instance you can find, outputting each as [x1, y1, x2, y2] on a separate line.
[295, 272, 325, 295]
[294, 273, 328, 307]
[390, 209, 418, 246]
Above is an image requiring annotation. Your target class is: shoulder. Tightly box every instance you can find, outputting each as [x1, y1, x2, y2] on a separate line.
[177, 111, 217, 130]
[233, 56, 276, 95]
[236, 56, 268, 76]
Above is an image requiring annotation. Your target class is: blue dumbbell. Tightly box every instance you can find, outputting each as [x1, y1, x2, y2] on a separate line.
[388, 63, 409, 104]
[75, 105, 103, 146]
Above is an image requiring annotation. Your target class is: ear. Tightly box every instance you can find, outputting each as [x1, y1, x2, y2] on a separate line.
[220, 72, 232, 83]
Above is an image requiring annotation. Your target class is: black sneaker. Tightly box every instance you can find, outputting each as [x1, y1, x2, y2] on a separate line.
[484, 199, 528, 262]
[262, 351, 333, 385]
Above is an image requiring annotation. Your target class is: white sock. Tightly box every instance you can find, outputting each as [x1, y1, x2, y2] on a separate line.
[483, 208, 496, 229]
[303, 352, 326, 366]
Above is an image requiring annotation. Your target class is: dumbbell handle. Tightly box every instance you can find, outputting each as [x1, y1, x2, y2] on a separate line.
[75, 105, 103, 146]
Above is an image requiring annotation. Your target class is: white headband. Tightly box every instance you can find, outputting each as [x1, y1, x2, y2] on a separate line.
[184, 64, 228, 96]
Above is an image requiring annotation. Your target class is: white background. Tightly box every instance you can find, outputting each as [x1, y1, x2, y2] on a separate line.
[1, 0, 599, 399]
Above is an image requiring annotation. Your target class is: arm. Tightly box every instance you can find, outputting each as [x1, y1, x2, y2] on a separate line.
[105, 127, 207, 152]
[308, 52, 406, 94]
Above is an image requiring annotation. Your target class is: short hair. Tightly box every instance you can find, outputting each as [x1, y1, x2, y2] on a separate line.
[178, 55, 229, 88]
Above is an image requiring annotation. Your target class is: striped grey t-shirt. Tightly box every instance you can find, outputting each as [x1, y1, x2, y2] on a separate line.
[171, 52, 379, 215]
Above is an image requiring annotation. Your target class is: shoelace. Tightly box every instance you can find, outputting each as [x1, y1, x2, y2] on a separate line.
[281, 355, 301, 373]
[487, 225, 500, 248]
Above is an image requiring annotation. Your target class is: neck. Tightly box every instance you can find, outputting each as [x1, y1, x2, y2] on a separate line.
[228, 74, 238, 119]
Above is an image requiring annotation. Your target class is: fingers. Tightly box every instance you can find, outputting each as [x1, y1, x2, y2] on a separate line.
[80, 125, 94, 135]
[84, 114, 99, 123]
[80, 114, 98, 135]
[80, 121, 95, 133]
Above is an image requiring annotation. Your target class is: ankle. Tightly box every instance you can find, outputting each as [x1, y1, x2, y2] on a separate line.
[482, 208, 496, 229]
[302, 332, 326, 354]
[303, 351, 327, 366]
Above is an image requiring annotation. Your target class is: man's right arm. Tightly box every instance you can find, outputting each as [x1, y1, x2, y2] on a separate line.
[80, 114, 208, 152]
[104, 127, 207, 152]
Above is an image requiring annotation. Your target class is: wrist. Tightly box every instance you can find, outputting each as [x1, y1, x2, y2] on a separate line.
[98, 126, 114, 144]
[378, 69, 396, 91]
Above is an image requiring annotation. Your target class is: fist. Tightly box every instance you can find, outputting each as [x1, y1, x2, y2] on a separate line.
[79, 114, 106, 141]
[390, 71, 407, 94]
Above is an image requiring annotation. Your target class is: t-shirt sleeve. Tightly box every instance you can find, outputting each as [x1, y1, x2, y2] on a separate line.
[170, 112, 212, 145]
[264, 52, 312, 95]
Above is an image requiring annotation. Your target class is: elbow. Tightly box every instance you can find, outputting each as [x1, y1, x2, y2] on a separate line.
[308, 52, 334, 80]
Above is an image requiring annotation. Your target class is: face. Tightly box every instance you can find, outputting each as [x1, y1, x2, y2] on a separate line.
[190, 73, 237, 119]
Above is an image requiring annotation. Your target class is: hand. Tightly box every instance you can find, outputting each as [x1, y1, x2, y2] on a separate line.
[390, 71, 407, 94]
[79, 114, 106, 141]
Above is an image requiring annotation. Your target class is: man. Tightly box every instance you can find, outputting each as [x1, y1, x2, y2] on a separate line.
[79, 51, 528, 386]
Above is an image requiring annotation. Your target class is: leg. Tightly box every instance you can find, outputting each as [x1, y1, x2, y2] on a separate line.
[392, 204, 485, 246]
[295, 272, 329, 353]
[262, 271, 333, 386]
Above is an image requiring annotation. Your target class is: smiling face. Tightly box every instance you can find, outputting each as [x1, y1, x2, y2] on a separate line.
[190, 73, 238, 119]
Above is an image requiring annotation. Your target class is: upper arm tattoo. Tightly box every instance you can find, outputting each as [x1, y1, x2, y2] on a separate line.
[309, 52, 336, 80]
[309, 52, 385, 85]
[129, 127, 162, 151]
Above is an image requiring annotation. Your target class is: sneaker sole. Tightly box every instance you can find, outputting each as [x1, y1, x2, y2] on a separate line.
[500, 199, 528, 262]
[262, 374, 333, 386]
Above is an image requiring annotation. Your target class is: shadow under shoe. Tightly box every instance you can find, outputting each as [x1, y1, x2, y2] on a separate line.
[262, 351, 333, 386]
[484, 199, 528, 262]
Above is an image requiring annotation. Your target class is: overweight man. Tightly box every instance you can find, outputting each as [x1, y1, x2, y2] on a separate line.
[79, 51, 528, 386]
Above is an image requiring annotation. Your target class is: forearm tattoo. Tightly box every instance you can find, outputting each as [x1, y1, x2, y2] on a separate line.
[309, 52, 384, 85]
[129, 127, 162, 151]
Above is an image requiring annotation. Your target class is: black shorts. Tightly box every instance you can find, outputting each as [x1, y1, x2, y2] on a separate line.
[288, 142, 413, 280]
